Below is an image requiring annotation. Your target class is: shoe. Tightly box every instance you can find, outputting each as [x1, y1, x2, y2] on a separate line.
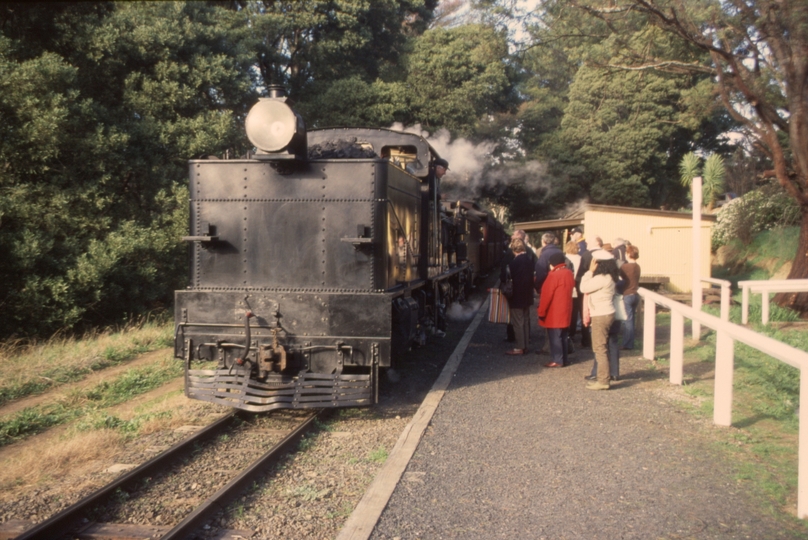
[544, 362, 563, 368]
[505, 349, 525, 356]
[584, 375, 596, 380]
[610, 375, 619, 382]
[586, 381, 610, 390]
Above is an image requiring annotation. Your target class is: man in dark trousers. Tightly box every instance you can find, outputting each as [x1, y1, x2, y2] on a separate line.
[502, 230, 536, 342]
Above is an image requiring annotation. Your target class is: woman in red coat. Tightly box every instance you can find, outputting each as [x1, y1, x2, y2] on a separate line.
[538, 252, 575, 367]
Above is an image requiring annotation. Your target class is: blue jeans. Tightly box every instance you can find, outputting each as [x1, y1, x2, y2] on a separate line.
[622, 294, 640, 349]
[547, 328, 569, 365]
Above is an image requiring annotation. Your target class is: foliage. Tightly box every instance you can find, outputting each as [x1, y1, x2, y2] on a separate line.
[560, 65, 711, 208]
[598, 0, 808, 309]
[0, 3, 256, 338]
[242, 0, 437, 101]
[401, 24, 517, 136]
[302, 23, 518, 137]
[679, 152, 700, 188]
[712, 183, 800, 249]
[679, 151, 727, 209]
[509, 0, 737, 215]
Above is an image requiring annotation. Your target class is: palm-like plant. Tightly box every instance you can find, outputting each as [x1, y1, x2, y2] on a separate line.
[679, 151, 726, 210]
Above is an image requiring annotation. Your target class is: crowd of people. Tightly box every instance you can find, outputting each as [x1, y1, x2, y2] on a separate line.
[500, 228, 641, 390]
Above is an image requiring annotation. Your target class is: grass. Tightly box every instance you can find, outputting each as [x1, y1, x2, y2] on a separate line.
[645, 230, 808, 530]
[368, 446, 389, 463]
[713, 226, 799, 285]
[0, 357, 183, 446]
[652, 309, 806, 529]
[0, 315, 230, 496]
[0, 314, 173, 407]
[0, 387, 222, 494]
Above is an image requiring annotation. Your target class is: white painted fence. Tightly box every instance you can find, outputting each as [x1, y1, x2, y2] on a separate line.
[639, 286, 808, 519]
[701, 277, 731, 322]
[740, 279, 808, 325]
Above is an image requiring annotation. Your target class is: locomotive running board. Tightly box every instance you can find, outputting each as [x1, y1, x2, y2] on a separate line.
[185, 368, 374, 411]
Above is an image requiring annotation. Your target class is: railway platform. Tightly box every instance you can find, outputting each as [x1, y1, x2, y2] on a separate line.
[338, 302, 798, 539]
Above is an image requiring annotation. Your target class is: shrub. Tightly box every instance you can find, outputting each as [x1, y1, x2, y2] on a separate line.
[712, 182, 799, 250]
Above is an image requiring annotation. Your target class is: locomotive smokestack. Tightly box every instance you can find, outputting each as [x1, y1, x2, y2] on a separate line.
[268, 85, 286, 99]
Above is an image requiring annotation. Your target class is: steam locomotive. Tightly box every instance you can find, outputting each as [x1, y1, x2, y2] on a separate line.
[174, 88, 507, 411]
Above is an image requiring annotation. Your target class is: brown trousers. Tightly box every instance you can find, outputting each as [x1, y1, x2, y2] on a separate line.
[590, 313, 615, 385]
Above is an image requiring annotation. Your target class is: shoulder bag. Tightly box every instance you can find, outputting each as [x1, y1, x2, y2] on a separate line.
[613, 293, 628, 321]
[502, 265, 514, 299]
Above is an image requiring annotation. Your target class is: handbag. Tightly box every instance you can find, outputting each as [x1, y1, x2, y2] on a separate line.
[488, 288, 511, 324]
[613, 293, 628, 321]
[502, 265, 514, 299]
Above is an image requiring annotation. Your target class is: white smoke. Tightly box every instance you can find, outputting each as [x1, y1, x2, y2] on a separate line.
[446, 300, 483, 322]
[559, 199, 589, 219]
[388, 122, 551, 204]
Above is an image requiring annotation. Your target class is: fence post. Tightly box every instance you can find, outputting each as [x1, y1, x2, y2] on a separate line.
[800, 367, 808, 518]
[713, 330, 734, 427]
[692, 176, 702, 340]
[643, 295, 656, 361]
[762, 291, 771, 325]
[742, 283, 749, 324]
[721, 283, 730, 322]
[670, 311, 684, 385]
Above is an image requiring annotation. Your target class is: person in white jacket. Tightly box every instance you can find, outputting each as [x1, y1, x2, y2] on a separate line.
[580, 249, 621, 390]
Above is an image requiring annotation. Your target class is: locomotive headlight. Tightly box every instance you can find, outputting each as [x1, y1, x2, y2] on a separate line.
[245, 99, 298, 153]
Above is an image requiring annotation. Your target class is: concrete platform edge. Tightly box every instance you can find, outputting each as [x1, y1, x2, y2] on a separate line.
[335, 297, 490, 540]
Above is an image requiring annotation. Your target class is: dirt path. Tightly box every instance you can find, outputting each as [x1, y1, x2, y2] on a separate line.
[0, 348, 175, 419]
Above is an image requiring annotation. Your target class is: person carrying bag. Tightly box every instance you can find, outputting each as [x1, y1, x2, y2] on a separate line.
[503, 238, 534, 355]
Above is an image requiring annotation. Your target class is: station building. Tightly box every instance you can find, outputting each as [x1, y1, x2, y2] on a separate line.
[514, 204, 716, 293]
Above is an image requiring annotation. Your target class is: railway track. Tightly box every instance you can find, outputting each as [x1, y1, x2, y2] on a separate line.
[3, 409, 324, 540]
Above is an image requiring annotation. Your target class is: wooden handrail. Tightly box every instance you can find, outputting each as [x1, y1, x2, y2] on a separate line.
[739, 279, 808, 324]
[639, 286, 808, 519]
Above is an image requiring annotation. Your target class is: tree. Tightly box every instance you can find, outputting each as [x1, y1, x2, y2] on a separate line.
[0, 2, 256, 337]
[679, 152, 727, 210]
[400, 24, 518, 136]
[560, 64, 705, 208]
[580, 0, 808, 310]
[239, 1, 436, 100]
[299, 23, 518, 137]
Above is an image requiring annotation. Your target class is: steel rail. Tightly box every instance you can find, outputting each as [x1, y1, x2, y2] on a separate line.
[14, 412, 237, 540]
[159, 409, 323, 540]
